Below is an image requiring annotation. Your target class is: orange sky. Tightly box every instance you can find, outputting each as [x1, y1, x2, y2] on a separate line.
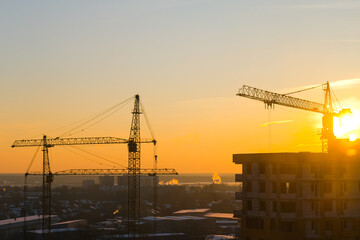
[1, 1, 359, 173]
[3, 82, 360, 174]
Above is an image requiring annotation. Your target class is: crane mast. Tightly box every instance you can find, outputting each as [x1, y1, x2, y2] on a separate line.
[42, 135, 52, 239]
[128, 95, 141, 238]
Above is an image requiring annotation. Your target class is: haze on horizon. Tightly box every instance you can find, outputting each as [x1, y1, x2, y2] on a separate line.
[1, 0, 359, 173]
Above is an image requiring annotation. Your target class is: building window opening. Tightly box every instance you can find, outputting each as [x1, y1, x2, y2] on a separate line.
[259, 163, 265, 174]
[259, 182, 266, 193]
[247, 163, 252, 175]
[281, 182, 296, 194]
[247, 200, 253, 211]
[272, 182, 277, 194]
[247, 182, 252, 193]
[272, 164, 277, 174]
[281, 182, 287, 193]
[341, 201, 348, 212]
[325, 220, 333, 231]
[310, 163, 316, 174]
[324, 200, 332, 212]
[324, 182, 332, 193]
[311, 183, 318, 196]
[260, 201, 266, 212]
[343, 183, 347, 193]
[273, 202, 277, 212]
[279, 221, 296, 232]
[271, 219, 276, 230]
[342, 219, 354, 230]
[311, 220, 315, 230]
[280, 202, 296, 213]
[246, 218, 263, 230]
[310, 201, 315, 211]
[280, 163, 296, 174]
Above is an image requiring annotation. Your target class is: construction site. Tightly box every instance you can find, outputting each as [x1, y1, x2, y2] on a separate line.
[1, 1, 359, 240]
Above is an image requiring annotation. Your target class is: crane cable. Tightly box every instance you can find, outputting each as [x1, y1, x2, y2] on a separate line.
[284, 83, 344, 113]
[69, 144, 154, 168]
[140, 99, 158, 169]
[140, 100, 156, 140]
[66, 101, 132, 137]
[283, 84, 323, 95]
[25, 146, 41, 174]
[330, 88, 342, 110]
[29, 95, 155, 170]
[67, 145, 128, 168]
[36, 115, 99, 139]
[58, 96, 134, 138]
[60, 145, 125, 168]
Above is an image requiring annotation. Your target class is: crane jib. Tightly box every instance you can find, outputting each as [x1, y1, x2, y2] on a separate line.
[25, 168, 178, 176]
[237, 85, 339, 114]
[11, 137, 130, 148]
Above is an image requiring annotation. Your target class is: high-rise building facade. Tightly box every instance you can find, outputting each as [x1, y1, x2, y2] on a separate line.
[234, 139, 360, 240]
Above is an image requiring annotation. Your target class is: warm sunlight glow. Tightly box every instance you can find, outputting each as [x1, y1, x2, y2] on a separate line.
[347, 149, 357, 156]
[159, 179, 179, 185]
[333, 110, 360, 138]
[349, 134, 357, 142]
[212, 172, 221, 184]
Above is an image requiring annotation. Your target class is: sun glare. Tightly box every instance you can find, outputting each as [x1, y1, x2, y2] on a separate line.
[333, 110, 360, 138]
[349, 134, 357, 141]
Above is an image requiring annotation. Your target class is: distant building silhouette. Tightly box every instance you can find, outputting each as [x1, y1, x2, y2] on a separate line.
[98, 176, 114, 187]
[82, 179, 95, 189]
[117, 176, 159, 188]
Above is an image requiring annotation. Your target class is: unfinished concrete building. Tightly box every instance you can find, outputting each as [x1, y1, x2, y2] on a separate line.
[234, 139, 360, 240]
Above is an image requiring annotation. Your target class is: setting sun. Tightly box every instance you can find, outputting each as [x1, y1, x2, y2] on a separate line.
[333, 110, 360, 138]
[349, 134, 357, 141]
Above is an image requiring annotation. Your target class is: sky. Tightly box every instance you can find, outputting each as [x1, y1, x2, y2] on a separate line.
[0, 0, 359, 173]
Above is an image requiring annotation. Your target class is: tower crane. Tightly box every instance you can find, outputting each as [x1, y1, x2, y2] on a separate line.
[237, 82, 351, 152]
[12, 95, 176, 239]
